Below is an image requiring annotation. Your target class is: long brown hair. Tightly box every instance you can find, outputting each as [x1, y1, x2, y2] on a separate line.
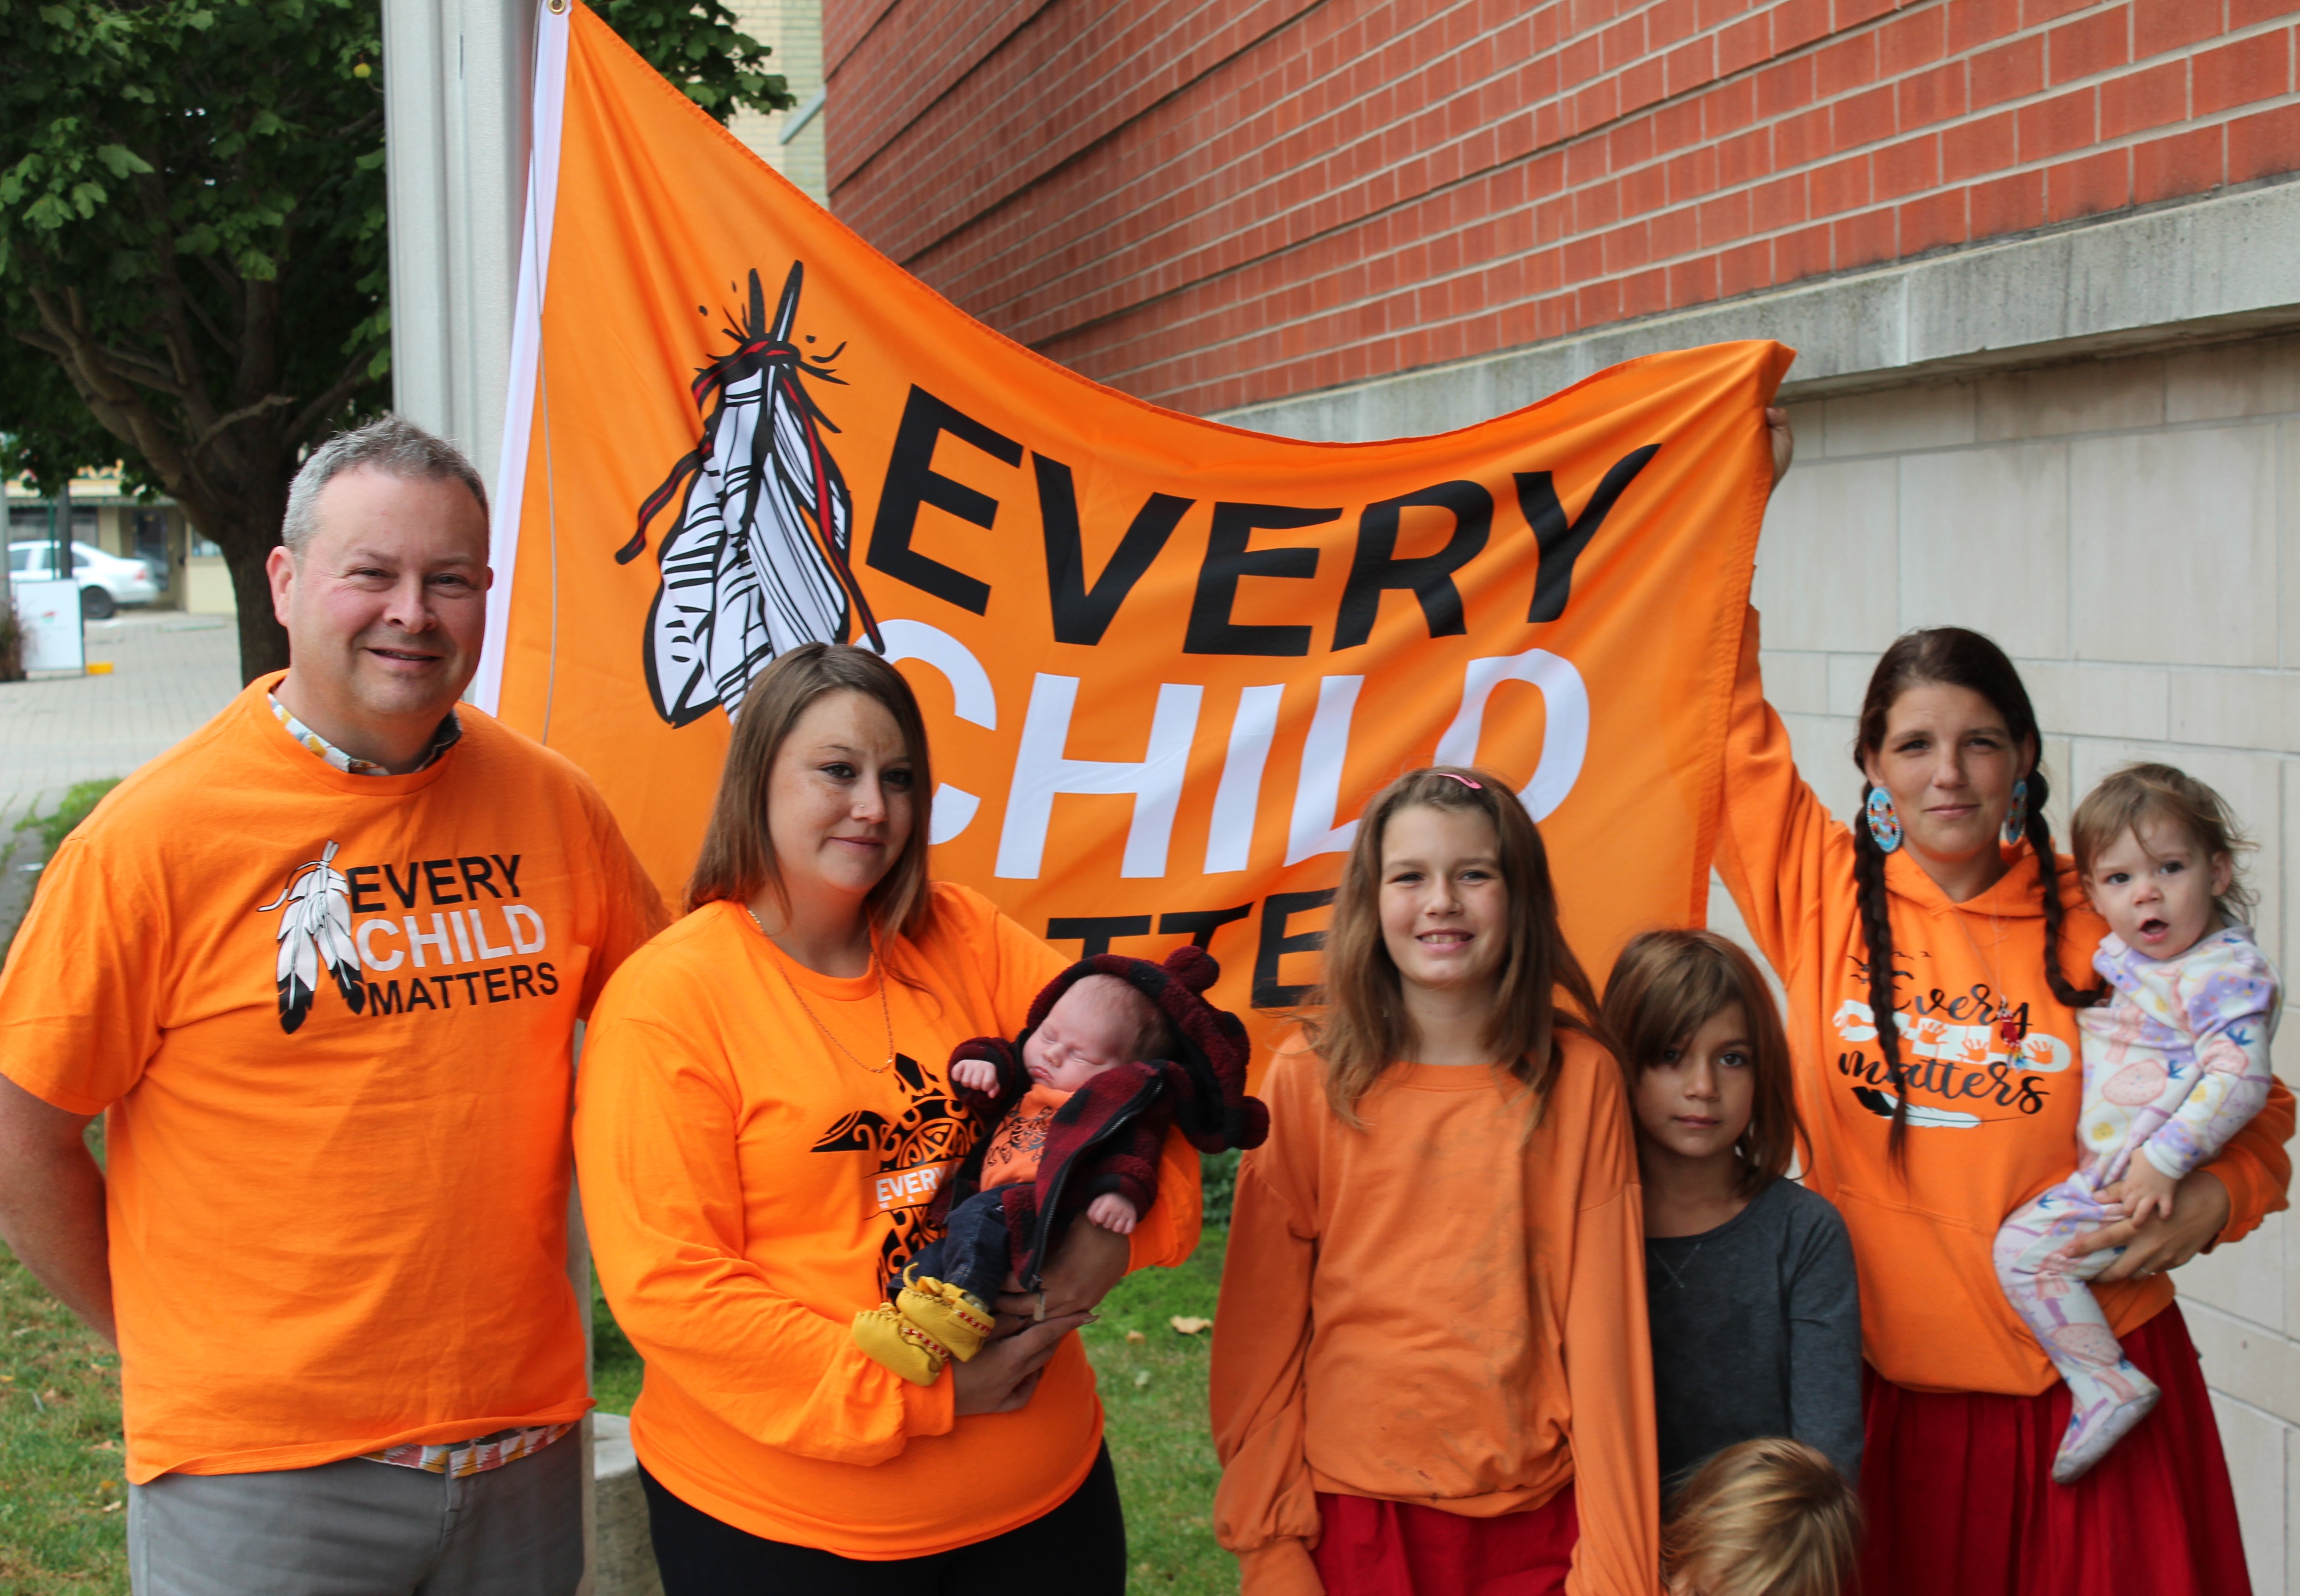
[686, 644, 936, 944]
[1602, 930, 1804, 1197]
[1302, 766, 1604, 1127]
[1852, 628, 2099, 1166]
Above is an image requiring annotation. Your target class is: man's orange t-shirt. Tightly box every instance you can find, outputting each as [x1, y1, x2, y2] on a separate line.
[0, 675, 664, 1482]
[573, 889, 1202, 1559]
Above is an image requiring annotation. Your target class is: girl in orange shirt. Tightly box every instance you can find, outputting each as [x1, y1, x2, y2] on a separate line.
[1212, 766, 1659, 1596]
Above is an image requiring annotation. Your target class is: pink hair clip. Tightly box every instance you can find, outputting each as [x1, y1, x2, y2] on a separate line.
[1438, 772, 1482, 789]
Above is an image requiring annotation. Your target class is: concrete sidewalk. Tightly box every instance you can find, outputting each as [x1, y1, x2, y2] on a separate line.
[1, 611, 242, 950]
[3, 610, 243, 792]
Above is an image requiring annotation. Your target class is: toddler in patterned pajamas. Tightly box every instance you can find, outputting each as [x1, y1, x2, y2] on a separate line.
[1994, 764, 2281, 1484]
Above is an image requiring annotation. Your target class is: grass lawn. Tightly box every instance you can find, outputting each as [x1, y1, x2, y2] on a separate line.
[0, 1206, 1232, 1594]
[1079, 1224, 1236, 1594]
[594, 1226, 1240, 1593]
[0, 1242, 128, 1595]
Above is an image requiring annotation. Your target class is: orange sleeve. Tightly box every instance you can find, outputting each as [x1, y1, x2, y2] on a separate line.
[983, 897, 1069, 1034]
[1127, 1124, 1204, 1272]
[1211, 1137, 1324, 1596]
[1711, 605, 1846, 983]
[574, 1013, 953, 1466]
[0, 830, 163, 1117]
[1562, 1066, 1662, 1596]
[576, 795, 669, 1018]
[2204, 1076, 2294, 1247]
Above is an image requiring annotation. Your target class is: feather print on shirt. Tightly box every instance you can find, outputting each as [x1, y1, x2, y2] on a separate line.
[617, 260, 882, 727]
[257, 840, 365, 1033]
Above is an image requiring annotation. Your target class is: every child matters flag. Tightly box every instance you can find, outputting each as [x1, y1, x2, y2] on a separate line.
[476, 3, 1793, 1038]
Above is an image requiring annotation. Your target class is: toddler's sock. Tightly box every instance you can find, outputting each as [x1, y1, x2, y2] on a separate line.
[2052, 1339, 2161, 1484]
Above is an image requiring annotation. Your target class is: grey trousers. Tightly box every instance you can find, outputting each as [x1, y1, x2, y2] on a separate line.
[127, 1433, 583, 1596]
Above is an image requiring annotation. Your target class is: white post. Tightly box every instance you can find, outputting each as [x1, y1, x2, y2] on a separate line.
[380, 8, 597, 1593]
[382, 0, 538, 484]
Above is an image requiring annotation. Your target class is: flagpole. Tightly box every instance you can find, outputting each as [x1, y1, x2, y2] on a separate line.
[381, 0, 537, 490]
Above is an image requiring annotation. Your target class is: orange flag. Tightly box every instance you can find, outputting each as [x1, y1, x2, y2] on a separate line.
[476, 4, 1792, 1041]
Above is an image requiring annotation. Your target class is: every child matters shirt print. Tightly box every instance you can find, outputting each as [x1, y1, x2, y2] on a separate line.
[0, 676, 662, 1482]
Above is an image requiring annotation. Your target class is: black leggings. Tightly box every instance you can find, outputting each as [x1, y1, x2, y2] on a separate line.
[639, 1445, 1126, 1595]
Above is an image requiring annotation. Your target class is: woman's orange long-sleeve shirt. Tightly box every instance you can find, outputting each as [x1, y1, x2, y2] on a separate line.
[1210, 1030, 1660, 1596]
[1714, 607, 2292, 1396]
[573, 884, 1200, 1558]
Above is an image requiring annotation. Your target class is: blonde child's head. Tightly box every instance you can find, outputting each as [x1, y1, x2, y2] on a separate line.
[2071, 763, 2253, 941]
[1303, 766, 1604, 1127]
[1662, 1437, 1862, 1596]
[1602, 930, 1804, 1197]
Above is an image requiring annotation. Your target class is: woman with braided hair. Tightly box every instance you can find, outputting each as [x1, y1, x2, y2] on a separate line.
[1706, 413, 2293, 1596]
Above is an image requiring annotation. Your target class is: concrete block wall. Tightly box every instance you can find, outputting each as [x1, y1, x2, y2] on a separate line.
[820, 0, 2300, 418]
[1743, 332, 2300, 1592]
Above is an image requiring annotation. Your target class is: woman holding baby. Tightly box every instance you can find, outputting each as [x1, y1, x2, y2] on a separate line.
[572, 643, 1202, 1593]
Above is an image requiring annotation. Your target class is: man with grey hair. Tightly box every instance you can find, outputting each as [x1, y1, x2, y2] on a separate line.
[0, 414, 664, 1593]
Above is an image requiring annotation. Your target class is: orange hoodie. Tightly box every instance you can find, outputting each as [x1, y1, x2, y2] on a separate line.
[1715, 609, 2292, 1396]
[1210, 1029, 1659, 1596]
[573, 885, 1200, 1559]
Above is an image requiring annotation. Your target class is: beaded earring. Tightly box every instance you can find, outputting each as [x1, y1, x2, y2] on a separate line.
[1865, 786, 1902, 853]
[2002, 778, 2029, 846]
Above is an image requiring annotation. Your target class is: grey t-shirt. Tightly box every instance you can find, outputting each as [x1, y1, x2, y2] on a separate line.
[1644, 1175, 1863, 1491]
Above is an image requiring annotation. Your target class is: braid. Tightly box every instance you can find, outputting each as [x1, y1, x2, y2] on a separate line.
[2023, 769, 2106, 1012]
[1853, 785, 1911, 1167]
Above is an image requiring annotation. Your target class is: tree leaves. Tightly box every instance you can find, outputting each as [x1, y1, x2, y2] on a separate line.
[92, 144, 151, 179]
[0, 0, 794, 680]
[597, 0, 793, 119]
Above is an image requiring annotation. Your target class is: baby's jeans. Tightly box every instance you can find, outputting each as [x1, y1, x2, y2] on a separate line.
[907, 1187, 1018, 1307]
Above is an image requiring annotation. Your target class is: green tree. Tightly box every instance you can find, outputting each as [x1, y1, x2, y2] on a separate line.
[0, 0, 791, 681]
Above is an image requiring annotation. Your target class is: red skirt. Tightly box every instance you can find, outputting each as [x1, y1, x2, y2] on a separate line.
[1861, 1306, 2251, 1596]
[1312, 1484, 1577, 1596]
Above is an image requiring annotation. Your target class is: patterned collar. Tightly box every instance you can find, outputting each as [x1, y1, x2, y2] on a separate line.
[269, 693, 462, 777]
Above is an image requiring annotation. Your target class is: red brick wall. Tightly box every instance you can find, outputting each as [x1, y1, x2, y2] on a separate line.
[823, 1, 2300, 415]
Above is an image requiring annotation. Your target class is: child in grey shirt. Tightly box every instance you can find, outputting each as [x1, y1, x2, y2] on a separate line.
[1604, 930, 1864, 1492]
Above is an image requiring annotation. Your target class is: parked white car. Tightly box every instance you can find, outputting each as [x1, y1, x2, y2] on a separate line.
[8, 539, 161, 619]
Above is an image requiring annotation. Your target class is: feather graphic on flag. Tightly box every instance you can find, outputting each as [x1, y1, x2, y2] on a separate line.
[256, 840, 365, 1034]
[617, 261, 881, 727]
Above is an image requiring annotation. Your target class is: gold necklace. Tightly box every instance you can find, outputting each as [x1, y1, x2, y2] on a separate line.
[744, 906, 894, 1074]
[1945, 888, 2024, 1047]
